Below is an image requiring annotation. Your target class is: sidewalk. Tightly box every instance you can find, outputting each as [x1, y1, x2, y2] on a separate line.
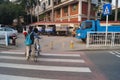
[0, 33, 120, 52]
[0, 33, 25, 51]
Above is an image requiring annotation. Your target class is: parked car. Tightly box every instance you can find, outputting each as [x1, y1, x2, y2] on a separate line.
[36, 25, 45, 35]
[0, 27, 18, 38]
[45, 25, 56, 35]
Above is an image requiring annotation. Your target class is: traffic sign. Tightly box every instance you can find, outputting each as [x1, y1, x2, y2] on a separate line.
[102, 4, 112, 45]
[103, 4, 111, 16]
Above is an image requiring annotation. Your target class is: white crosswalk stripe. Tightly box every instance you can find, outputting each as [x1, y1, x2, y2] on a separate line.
[0, 51, 81, 57]
[0, 74, 58, 80]
[0, 51, 92, 80]
[0, 62, 91, 73]
[0, 56, 85, 63]
[109, 51, 120, 58]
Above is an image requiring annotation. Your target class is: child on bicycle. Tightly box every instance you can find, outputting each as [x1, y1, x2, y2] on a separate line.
[33, 27, 41, 58]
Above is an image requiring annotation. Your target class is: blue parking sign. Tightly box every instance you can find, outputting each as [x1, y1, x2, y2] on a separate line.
[103, 4, 111, 16]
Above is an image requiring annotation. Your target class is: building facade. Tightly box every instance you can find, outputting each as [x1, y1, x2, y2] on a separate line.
[34, 0, 100, 27]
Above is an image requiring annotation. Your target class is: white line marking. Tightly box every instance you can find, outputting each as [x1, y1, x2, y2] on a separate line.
[116, 55, 120, 58]
[0, 74, 58, 80]
[41, 53, 81, 57]
[0, 51, 80, 57]
[114, 51, 120, 54]
[0, 56, 84, 63]
[38, 58, 85, 63]
[109, 51, 115, 54]
[0, 62, 91, 73]
[0, 51, 25, 54]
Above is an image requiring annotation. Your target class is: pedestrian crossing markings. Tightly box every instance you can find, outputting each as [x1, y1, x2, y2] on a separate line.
[0, 51, 92, 80]
[109, 51, 120, 58]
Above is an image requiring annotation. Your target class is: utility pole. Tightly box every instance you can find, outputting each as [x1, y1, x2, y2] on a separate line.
[87, 0, 91, 20]
[37, 0, 40, 22]
[51, 0, 54, 22]
[114, 0, 118, 21]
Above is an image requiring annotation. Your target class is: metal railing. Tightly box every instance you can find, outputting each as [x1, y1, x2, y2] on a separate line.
[0, 32, 9, 46]
[87, 32, 120, 47]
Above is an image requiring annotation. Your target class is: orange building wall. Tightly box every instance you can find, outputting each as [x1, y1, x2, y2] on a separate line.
[70, 18, 78, 21]
[70, 3, 78, 15]
[55, 10, 61, 18]
[54, 1, 95, 22]
[82, 2, 95, 16]
[56, 19, 61, 22]
[62, 7, 68, 17]
[82, 18, 87, 21]
[82, 2, 88, 16]
[62, 19, 68, 22]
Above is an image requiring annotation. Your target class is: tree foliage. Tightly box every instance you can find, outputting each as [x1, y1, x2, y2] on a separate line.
[101, 9, 120, 21]
[0, 1, 25, 25]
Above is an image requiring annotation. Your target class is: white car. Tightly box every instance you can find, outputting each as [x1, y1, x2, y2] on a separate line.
[0, 27, 18, 38]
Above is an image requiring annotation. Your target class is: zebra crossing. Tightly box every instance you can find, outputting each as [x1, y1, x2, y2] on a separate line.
[109, 51, 120, 58]
[0, 51, 92, 80]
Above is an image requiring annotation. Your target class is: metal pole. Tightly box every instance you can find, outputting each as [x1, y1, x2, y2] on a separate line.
[37, 0, 39, 22]
[5, 32, 8, 46]
[51, 0, 54, 22]
[105, 15, 108, 46]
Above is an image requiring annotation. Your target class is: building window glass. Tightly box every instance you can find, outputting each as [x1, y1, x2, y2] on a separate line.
[48, 0, 50, 5]
[72, 4, 77, 11]
[64, 7, 68, 13]
[57, 9, 60, 15]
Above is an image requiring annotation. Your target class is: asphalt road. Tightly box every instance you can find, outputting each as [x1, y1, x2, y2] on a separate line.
[85, 51, 120, 80]
[0, 50, 110, 80]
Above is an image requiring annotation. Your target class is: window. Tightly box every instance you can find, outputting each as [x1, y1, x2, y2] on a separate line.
[42, 3, 46, 10]
[81, 22, 92, 29]
[64, 7, 68, 13]
[48, 0, 50, 5]
[5, 28, 12, 31]
[0, 28, 3, 31]
[72, 4, 77, 11]
[56, 9, 60, 15]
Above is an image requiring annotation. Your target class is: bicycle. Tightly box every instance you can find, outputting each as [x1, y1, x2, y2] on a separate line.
[33, 38, 41, 62]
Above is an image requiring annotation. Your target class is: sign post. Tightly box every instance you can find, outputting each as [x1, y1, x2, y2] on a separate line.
[103, 3, 111, 46]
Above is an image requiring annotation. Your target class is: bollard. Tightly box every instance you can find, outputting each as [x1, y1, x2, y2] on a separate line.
[62, 42, 65, 48]
[50, 41, 53, 49]
[70, 40, 74, 49]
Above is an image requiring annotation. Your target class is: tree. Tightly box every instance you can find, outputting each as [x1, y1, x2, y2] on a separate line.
[14, 0, 39, 23]
[0, 1, 25, 25]
[0, 0, 5, 4]
[105, 0, 112, 3]
[0, 0, 9, 4]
